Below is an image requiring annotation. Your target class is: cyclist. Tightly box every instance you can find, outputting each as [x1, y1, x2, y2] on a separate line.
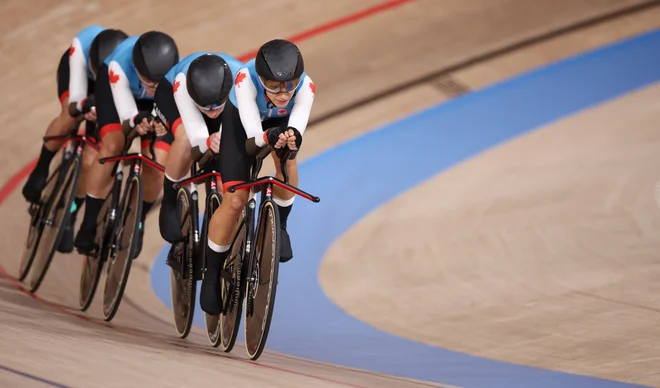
[21, 26, 129, 253]
[73, 31, 179, 258]
[199, 39, 315, 315]
[153, 52, 244, 244]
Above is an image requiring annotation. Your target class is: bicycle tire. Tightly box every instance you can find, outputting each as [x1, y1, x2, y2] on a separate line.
[244, 200, 281, 361]
[102, 174, 142, 322]
[203, 192, 223, 347]
[220, 208, 249, 353]
[169, 186, 196, 338]
[17, 161, 63, 281]
[79, 189, 117, 311]
[27, 157, 80, 293]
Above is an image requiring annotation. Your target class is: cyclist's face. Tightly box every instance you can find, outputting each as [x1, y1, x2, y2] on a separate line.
[266, 91, 293, 108]
[261, 77, 298, 108]
[198, 105, 224, 119]
[137, 72, 158, 96]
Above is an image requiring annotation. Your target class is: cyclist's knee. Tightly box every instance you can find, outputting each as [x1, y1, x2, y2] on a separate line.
[224, 191, 249, 214]
[81, 149, 97, 171]
[142, 164, 165, 181]
[99, 133, 124, 156]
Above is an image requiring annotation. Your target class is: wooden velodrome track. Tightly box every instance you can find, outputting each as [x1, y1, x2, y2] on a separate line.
[1, 0, 660, 387]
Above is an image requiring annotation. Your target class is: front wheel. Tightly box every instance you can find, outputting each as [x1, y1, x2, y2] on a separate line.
[203, 192, 223, 347]
[220, 209, 248, 353]
[27, 157, 80, 293]
[79, 190, 117, 311]
[244, 200, 280, 361]
[17, 162, 62, 281]
[169, 187, 197, 339]
[102, 174, 142, 322]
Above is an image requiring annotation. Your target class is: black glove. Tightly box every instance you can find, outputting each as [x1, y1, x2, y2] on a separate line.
[265, 126, 303, 149]
[265, 126, 285, 147]
[287, 127, 302, 150]
[133, 111, 153, 128]
[82, 95, 95, 114]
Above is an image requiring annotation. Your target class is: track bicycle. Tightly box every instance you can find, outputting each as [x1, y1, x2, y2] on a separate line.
[211, 146, 320, 360]
[19, 127, 98, 293]
[78, 127, 164, 321]
[166, 152, 219, 338]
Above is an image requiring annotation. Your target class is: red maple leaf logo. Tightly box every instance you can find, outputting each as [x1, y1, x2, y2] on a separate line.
[69, 45, 75, 57]
[235, 71, 247, 87]
[309, 81, 315, 94]
[109, 69, 120, 84]
[173, 80, 180, 94]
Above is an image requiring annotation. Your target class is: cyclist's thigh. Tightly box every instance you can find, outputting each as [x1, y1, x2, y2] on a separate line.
[95, 63, 122, 141]
[219, 101, 251, 189]
[56, 48, 70, 104]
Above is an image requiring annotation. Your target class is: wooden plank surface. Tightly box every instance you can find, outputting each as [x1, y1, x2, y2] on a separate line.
[0, 0, 658, 386]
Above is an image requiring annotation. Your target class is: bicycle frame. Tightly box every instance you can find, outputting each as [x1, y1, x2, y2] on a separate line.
[42, 133, 99, 181]
[95, 133, 165, 259]
[175, 164, 222, 276]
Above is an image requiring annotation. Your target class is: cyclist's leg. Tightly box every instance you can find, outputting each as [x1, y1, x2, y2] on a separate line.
[270, 146, 298, 262]
[23, 49, 79, 203]
[154, 80, 190, 243]
[262, 118, 298, 262]
[74, 63, 126, 254]
[57, 119, 99, 253]
[58, 77, 99, 254]
[200, 102, 251, 315]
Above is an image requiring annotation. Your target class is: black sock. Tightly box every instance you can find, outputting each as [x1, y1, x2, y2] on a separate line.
[71, 196, 85, 219]
[81, 195, 104, 229]
[277, 203, 293, 229]
[162, 176, 178, 207]
[34, 145, 57, 174]
[204, 245, 229, 281]
[141, 201, 155, 223]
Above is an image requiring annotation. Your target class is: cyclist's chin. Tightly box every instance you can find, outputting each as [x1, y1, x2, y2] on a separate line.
[202, 107, 223, 119]
[271, 99, 290, 108]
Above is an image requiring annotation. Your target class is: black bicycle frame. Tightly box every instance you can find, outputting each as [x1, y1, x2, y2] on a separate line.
[39, 133, 99, 209]
[175, 162, 222, 279]
[94, 131, 164, 257]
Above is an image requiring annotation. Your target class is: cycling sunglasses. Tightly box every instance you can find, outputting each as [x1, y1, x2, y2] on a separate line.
[258, 76, 301, 94]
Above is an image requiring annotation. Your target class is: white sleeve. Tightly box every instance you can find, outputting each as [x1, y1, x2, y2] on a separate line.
[68, 37, 88, 110]
[107, 61, 138, 124]
[288, 76, 315, 136]
[173, 73, 211, 153]
[235, 69, 267, 147]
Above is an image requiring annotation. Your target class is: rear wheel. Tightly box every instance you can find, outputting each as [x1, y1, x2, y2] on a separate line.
[79, 190, 116, 311]
[220, 209, 248, 353]
[244, 200, 280, 361]
[103, 174, 142, 322]
[18, 162, 62, 281]
[203, 192, 223, 347]
[169, 187, 196, 338]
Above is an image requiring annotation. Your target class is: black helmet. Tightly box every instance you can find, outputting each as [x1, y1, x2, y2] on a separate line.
[187, 54, 233, 108]
[132, 30, 179, 82]
[255, 39, 304, 82]
[89, 28, 129, 78]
